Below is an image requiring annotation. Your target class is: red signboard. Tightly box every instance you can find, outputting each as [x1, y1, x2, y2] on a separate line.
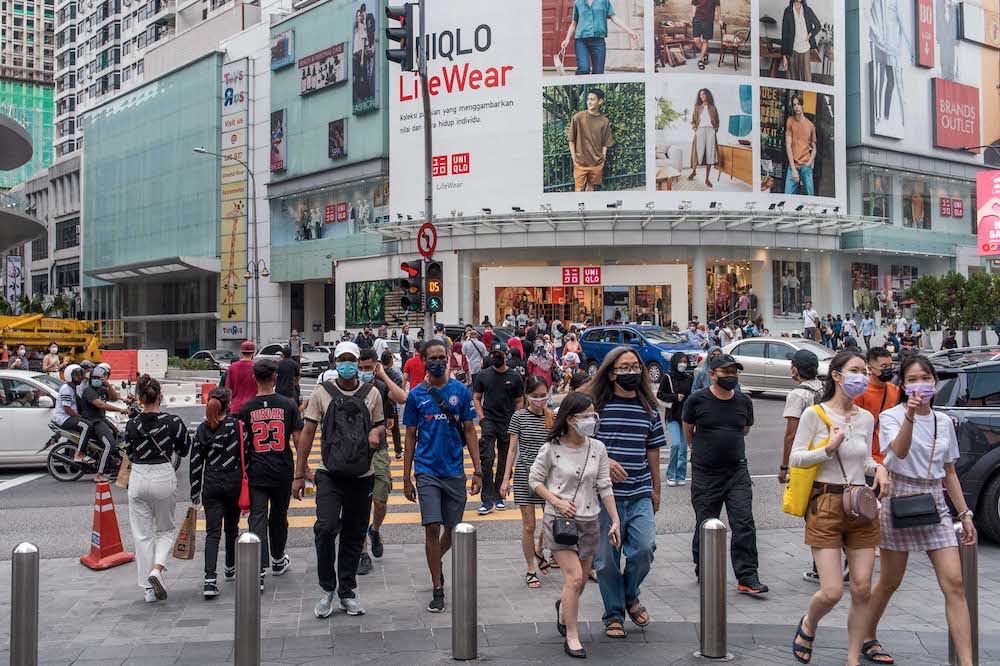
[917, 0, 934, 68]
[325, 204, 337, 224]
[432, 155, 449, 177]
[583, 267, 602, 285]
[562, 267, 580, 285]
[952, 199, 964, 218]
[932, 79, 981, 151]
[451, 153, 470, 175]
[977, 171, 1000, 256]
[335, 202, 348, 222]
[576, 289, 585, 300]
[940, 198, 952, 217]
[551, 287, 565, 304]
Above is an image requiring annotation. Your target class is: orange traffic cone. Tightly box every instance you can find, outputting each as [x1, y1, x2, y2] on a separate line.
[80, 482, 135, 570]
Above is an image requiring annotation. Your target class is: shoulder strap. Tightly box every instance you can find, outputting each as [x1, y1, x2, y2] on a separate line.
[423, 381, 464, 436]
[568, 437, 595, 504]
[922, 414, 939, 491]
[811, 403, 832, 427]
[322, 380, 344, 401]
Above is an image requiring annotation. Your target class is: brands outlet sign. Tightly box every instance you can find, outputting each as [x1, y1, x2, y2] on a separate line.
[932, 79, 980, 150]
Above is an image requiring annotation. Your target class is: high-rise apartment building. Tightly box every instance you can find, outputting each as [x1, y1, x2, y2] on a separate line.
[0, 0, 55, 84]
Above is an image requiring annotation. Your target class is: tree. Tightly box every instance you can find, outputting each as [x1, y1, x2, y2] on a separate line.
[961, 272, 995, 344]
[906, 275, 944, 330]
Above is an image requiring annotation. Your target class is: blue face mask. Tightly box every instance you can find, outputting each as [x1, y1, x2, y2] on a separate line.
[359, 370, 375, 384]
[336, 362, 358, 379]
[91, 378, 104, 388]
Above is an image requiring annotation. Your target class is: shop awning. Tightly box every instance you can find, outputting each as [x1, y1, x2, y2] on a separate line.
[85, 256, 221, 283]
[0, 113, 33, 171]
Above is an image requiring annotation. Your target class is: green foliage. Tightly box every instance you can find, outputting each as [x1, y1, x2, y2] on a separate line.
[168, 356, 215, 370]
[0, 293, 73, 317]
[346, 280, 388, 327]
[655, 98, 689, 131]
[906, 272, 1000, 331]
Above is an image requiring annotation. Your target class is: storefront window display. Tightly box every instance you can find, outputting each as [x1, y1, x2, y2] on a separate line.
[772, 260, 812, 317]
[862, 171, 892, 219]
[850, 262, 879, 313]
[851, 165, 976, 235]
[889, 265, 918, 293]
[494, 285, 672, 328]
[902, 178, 931, 229]
[707, 262, 752, 321]
[272, 177, 389, 246]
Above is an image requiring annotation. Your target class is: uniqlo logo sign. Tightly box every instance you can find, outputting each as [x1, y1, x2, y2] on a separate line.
[431, 153, 472, 177]
[562, 267, 580, 285]
[932, 78, 980, 150]
[583, 267, 602, 285]
[940, 198, 952, 217]
[953, 199, 964, 218]
[432, 155, 449, 177]
[325, 205, 337, 224]
[451, 153, 470, 174]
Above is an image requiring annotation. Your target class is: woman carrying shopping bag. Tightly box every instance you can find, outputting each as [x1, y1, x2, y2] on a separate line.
[125, 375, 191, 603]
[190, 387, 244, 599]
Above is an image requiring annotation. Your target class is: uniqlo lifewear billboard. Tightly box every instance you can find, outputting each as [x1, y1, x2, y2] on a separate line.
[388, 0, 848, 218]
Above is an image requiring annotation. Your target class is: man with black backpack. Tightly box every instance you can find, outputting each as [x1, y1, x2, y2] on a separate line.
[402, 339, 483, 613]
[292, 341, 385, 619]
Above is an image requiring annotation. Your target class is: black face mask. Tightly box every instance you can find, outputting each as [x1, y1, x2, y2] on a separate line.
[491, 355, 505, 368]
[615, 373, 642, 392]
[716, 376, 739, 391]
[878, 368, 894, 382]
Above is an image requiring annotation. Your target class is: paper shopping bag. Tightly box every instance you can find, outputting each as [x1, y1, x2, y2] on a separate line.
[172, 506, 197, 560]
[114, 455, 132, 490]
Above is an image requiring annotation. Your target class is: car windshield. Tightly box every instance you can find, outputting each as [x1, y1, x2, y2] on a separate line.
[640, 329, 686, 345]
[794, 340, 836, 360]
[388, 340, 400, 353]
[213, 350, 239, 361]
[32, 374, 64, 391]
[302, 344, 320, 353]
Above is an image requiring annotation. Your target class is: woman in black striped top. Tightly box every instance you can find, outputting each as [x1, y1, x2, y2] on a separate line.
[124, 375, 190, 603]
[500, 375, 552, 588]
[190, 387, 244, 598]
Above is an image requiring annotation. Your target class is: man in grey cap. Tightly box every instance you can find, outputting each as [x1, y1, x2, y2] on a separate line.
[79, 363, 129, 482]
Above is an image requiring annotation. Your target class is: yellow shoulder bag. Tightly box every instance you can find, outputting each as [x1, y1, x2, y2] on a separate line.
[781, 404, 831, 517]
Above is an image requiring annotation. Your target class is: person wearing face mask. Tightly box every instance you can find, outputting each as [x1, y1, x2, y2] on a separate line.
[788, 351, 888, 666]
[275, 346, 301, 404]
[683, 354, 768, 596]
[400, 339, 483, 613]
[42, 342, 63, 376]
[473, 343, 525, 514]
[692, 346, 731, 393]
[862, 356, 976, 666]
[529, 391, 621, 659]
[79, 364, 129, 483]
[860, 312, 876, 351]
[8, 343, 29, 370]
[55, 365, 93, 464]
[500, 375, 556, 589]
[583, 347, 664, 638]
[854, 347, 899, 469]
[658, 351, 694, 487]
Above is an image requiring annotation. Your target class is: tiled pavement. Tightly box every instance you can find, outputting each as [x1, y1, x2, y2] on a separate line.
[2, 528, 999, 665]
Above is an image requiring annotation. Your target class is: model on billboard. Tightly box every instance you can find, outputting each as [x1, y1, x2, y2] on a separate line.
[869, 0, 911, 137]
[568, 88, 613, 191]
[784, 94, 817, 195]
[692, 0, 720, 70]
[352, 3, 377, 108]
[935, 0, 958, 82]
[654, 0, 751, 74]
[781, 0, 821, 82]
[558, 0, 639, 75]
[688, 88, 719, 186]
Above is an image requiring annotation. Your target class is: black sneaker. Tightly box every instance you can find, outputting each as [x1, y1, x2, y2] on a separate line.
[428, 587, 445, 613]
[357, 552, 373, 576]
[224, 566, 236, 582]
[259, 571, 265, 593]
[369, 526, 384, 559]
[203, 579, 220, 599]
[271, 554, 290, 576]
[737, 577, 769, 597]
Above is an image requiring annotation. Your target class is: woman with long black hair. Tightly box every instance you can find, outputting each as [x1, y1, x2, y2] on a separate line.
[687, 88, 719, 188]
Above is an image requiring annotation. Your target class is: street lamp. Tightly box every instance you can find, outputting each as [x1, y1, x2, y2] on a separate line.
[194, 146, 262, 344]
[960, 144, 1000, 161]
[245, 259, 270, 281]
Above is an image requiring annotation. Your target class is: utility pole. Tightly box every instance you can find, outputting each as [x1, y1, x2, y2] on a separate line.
[419, 0, 434, 341]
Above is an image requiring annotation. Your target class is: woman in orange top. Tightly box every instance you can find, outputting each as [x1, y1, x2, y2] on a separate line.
[853, 347, 900, 464]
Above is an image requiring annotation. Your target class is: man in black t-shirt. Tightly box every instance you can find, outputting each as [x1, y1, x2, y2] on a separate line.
[79, 365, 128, 482]
[682, 354, 767, 596]
[275, 346, 301, 404]
[239, 359, 303, 591]
[472, 343, 524, 514]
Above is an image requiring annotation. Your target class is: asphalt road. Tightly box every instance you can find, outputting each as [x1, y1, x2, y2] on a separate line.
[0, 394, 799, 561]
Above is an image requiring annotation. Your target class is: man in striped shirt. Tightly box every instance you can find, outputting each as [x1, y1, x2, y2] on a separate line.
[585, 347, 664, 638]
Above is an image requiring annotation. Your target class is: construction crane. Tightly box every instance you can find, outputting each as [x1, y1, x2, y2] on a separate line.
[0, 314, 123, 363]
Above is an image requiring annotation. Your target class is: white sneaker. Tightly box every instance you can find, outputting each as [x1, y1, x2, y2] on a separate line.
[339, 596, 366, 616]
[677, 480, 687, 486]
[143, 587, 158, 603]
[147, 569, 167, 601]
[666, 480, 677, 487]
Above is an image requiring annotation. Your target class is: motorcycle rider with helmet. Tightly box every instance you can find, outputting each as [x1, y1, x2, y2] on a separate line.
[53, 364, 95, 464]
[80, 363, 129, 482]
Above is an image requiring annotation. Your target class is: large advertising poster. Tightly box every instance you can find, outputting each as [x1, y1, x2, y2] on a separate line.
[978, 170, 1000, 256]
[270, 109, 286, 172]
[5, 255, 22, 303]
[352, 1, 379, 114]
[388, 0, 846, 218]
[860, 0, 1000, 166]
[299, 43, 347, 95]
[271, 30, 295, 70]
[220, 59, 248, 341]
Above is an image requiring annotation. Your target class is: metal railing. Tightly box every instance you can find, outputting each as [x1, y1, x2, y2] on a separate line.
[543, 146, 646, 193]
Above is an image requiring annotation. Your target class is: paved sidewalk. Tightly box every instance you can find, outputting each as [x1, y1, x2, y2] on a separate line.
[2, 528, 999, 665]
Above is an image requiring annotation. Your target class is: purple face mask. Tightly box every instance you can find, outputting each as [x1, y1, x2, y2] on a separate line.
[904, 382, 938, 403]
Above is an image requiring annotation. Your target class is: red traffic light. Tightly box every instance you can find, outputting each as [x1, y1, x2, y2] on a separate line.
[400, 261, 419, 278]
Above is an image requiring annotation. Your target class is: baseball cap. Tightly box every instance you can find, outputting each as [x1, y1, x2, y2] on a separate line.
[434, 323, 445, 331]
[334, 341, 361, 360]
[791, 349, 819, 374]
[490, 342, 508, 355]
[709, 354, 743, 371]
[240, 340, 256, 353]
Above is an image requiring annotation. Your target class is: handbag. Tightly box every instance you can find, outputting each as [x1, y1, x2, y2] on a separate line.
[834, 448, 878, 522]
[552, 438, 593, 546]
[782, 405, 831, 517]
[237, 420, 251, 516]
[890, 416, 941, 529]
[172, 506, 197, 560]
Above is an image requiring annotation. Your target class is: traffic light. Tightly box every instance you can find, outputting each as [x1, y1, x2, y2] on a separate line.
[400, 260, 423, 312]
[425, 260, 443, 313]
[385, 4, 416, 72]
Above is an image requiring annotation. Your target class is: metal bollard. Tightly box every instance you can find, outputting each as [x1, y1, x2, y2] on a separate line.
[11, 542, 40, 666]
[452, 522, 477, 660]
[948, 522, 979, 666]
[695, 520, 733, 661]
[234, 533, 262, 666]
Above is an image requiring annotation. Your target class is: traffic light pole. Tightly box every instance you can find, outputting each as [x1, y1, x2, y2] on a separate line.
[419, 0, 434, 341]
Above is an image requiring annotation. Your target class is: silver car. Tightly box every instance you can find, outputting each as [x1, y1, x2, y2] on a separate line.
[723, 338, 835, 394]
[255, 343, 328, 377]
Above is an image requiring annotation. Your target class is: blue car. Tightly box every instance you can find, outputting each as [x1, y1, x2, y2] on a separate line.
[579, 325, 704, 383]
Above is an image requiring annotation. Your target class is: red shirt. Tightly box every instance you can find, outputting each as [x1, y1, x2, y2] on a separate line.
[224, 359, 258, 414]
[854, 381, 900, 464]
[403, 355, 426, 388]
[482, 330, 494, 348]
[508, 336, 524, 357]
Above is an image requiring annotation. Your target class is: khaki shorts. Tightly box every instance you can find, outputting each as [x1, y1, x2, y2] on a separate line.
[372, 449, 392, 502]
[805, 490, 881, 550]
[573, 163, 604, 190]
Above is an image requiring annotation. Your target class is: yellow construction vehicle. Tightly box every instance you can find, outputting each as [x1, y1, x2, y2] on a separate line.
[0, 314, 124, 363]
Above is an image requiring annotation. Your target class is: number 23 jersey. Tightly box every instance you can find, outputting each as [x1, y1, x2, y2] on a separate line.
[239, 393, 303, 487]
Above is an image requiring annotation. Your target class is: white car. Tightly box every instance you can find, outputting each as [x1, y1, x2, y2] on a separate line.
[0, 369, 63, 467]
[255, 342, 328, 377]
[722, 337, 834, 395]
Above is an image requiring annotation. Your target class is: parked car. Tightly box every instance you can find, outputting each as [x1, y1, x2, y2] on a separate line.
[190, 349, 240, 372]
[317, 342, 403, 369]
[0, 369, 63, 467]
[928, 346, 1000, 364]
[722, 337, 834, 394]
[579, 325, 702, 382]
[255, 342, 328, 377]
[931, 357, 1000, 543]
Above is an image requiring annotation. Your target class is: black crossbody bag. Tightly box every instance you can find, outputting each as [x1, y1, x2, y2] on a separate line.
[890, 416, 941, 529]
[423, 381, 466, 444]
[553, 438, 593, 546]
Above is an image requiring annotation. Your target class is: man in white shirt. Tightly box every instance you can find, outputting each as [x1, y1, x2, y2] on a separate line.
[719, 324, 733, 347]
[894, 314, 907, 335]
[802, 300, 819, 342]
[841, 314, 858, 338]
[373, 333, 390, 360]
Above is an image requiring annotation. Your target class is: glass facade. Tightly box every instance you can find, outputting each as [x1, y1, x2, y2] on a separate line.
[0, 80, 54, 188]
[82, 53, 221, 279]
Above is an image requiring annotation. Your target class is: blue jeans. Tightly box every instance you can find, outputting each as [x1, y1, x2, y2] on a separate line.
[784, 163, 814, 195]
[665, 420, 687, 482]
[595, 497, 656, 624]
[574, 37, 607, 75]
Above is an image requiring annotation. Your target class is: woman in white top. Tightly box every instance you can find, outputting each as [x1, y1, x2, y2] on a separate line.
[529, 392, 620, 659]
[789, 351, 888, 666]
[862, 355, 976, 666]
[687, 88, 719, 188]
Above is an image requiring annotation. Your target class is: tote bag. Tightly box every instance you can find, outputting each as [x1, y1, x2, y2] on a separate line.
[782, 405, 832, 517]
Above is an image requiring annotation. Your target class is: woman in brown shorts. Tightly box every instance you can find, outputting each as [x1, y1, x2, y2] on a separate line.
[788, 351, 888, 665]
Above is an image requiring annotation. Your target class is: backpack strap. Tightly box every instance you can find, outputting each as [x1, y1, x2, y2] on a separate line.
[423, 381, 465, 442]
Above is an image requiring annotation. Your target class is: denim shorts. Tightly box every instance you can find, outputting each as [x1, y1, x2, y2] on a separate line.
[415, 473, 467, 528]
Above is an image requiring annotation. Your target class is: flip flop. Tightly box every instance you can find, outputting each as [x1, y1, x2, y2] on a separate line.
[861, 640, 894, 664]
[792, 616, 815, 664]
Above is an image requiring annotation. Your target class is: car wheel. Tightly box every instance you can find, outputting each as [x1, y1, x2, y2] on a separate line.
[587, 360, 599, 377]
[976, 473, 1000, 545]
[647, 362, 662, 383]
[47, 443, 84, 482]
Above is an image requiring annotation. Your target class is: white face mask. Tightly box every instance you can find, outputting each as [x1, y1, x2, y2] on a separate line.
[572, 414, 599, 437]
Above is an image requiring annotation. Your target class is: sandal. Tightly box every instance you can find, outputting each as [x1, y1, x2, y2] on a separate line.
[604, 619, 627, 639]
[861, 640, 894, 664]
[525, 572, 541, 588]
[626, 600, 650, 627]
[792, 616, 815, 664]
[555, 599, 566, 637]
[534, 551, 551, 574]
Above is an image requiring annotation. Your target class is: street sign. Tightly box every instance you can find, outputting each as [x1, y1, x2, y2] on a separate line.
[417, 222, 437, 258]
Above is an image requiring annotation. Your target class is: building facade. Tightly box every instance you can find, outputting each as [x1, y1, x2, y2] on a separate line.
[0, 0, 55, 85]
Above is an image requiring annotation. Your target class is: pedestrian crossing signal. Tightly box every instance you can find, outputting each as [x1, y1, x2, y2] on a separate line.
[400, 261, 423, 312]
[425, 260, 443, 313]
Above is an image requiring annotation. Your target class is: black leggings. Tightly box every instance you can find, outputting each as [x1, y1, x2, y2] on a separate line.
[203, 479, 241, 579]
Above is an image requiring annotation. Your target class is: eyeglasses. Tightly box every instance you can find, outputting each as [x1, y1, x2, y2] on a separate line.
[614, 364, 643, 374]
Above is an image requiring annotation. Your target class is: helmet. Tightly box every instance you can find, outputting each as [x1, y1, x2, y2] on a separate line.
[79, 360, 95, 370]
[98, 362, 111, 376]
[63, 364, 82, 382]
